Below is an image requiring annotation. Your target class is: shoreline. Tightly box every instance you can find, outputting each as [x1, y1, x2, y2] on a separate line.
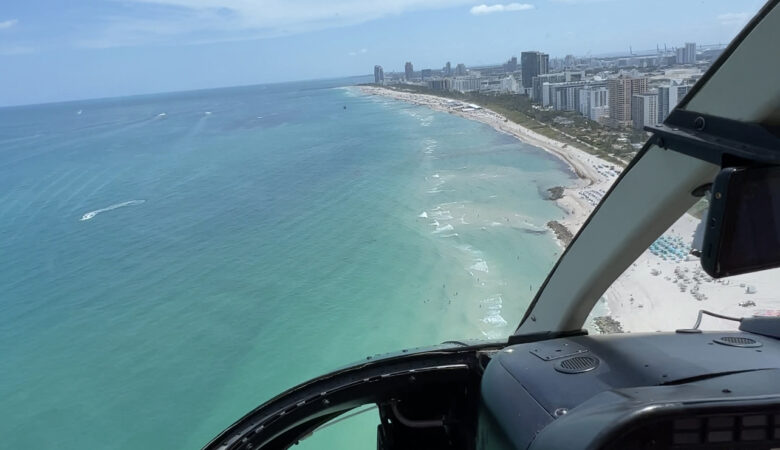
[357, 85, 780, 335]
[358, 85, 621, 244]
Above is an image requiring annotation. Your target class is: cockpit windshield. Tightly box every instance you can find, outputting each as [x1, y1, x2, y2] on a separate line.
[0, 1, 773, 449]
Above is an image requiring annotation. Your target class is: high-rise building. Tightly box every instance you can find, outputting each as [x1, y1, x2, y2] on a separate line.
[444, 62, 452, 76]
[676, 48, 686, 64]
[455, 63, 467, 76]
[546, 81, 588, 111]
[521, 51, 549, 89]
[405, 62, 414, 81]
[421, 69, 432, 80]
[579, 84, 609, 121]
[532, 73, 566, 102]
[373, 65, 384, 84]
[428, 78, 451, 91]
[607, 76, 648, 126]
[632, 92, 659, 130]
[505, 56, 518, 72]
[657, 82, 691, 122]
[451, 77, 481, 93]
[685, 42, 696, 64]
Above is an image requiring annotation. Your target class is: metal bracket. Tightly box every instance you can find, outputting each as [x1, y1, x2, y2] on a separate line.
[645, 109, 780, 166]
[529, 340, 589, 361]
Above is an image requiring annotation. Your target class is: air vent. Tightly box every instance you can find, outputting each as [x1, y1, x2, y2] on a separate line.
[713, 336, 762, 348]
[555, 356, 599, 374]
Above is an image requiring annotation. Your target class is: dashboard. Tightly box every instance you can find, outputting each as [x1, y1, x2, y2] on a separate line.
[479, 330, 780, 449]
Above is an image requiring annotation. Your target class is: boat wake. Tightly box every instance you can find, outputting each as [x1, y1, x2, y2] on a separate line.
[80, 200, 145, 221]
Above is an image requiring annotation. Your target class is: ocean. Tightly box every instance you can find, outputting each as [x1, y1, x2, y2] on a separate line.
[0, 77, 574, 449]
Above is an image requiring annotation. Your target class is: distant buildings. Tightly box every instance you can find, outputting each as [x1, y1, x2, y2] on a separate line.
[607, 76, 648, 126]
[632, 92, 659, 130]
[428, 78, 451, 91]
[685, 42, 696, 64]
[532, 73, 565, 102]
[579, 85, 610, 122]
[545, 81, 588, 111]
[373, 41, 710, 130]
[657, 82, 691, 122]
[521, 51, 549, 89]
[451, 77, 481, 93]
[676, 42, 697, 64]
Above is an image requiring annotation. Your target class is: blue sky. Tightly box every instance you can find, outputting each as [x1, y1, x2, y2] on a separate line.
[0, 0, 766, 106]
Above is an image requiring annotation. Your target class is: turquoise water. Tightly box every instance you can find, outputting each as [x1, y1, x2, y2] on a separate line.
[0, 78, 574, 449]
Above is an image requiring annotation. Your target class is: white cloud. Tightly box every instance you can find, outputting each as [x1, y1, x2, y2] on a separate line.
[717, 12, 751, 26]
[470, 3, 534, 15]
[348, 48, 368, 56]
[78, 0, 479, 48]
[0, 19, 18, 30]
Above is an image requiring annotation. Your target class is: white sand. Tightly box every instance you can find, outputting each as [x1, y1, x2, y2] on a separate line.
[603, 214, 780, 332]
[359, 85, 780, 333]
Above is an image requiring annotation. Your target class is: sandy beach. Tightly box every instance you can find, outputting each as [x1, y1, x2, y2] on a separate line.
[359, 85, 780, 334]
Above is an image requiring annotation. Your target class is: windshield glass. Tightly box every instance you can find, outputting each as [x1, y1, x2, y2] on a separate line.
[587, 203, 780, 334]
[0, 1, 768, 448]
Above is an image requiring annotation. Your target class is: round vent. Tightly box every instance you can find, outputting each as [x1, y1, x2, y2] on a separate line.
[713, 336, 762, 348]
[555, 356, 599, 374]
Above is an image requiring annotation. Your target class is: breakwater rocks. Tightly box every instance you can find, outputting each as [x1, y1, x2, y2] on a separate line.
[592, 316, 624, 334]
[547, 220, 573, 246]
[546, 186, 564, 200]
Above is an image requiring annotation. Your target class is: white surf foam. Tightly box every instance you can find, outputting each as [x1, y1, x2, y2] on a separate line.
[433, 210, 453, 220]
[433, 223, 455, 234]
[470, 259, 489, 273]
[480, 295, 508, 329]
[418, 211, 428, 218]
[80, 200, 145, 221]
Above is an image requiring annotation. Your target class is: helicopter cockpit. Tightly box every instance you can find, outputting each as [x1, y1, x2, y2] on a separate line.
[204, 1, 780, 449]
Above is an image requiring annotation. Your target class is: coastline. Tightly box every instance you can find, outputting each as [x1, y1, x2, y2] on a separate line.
[358, 85, 780, 335]
[358, 85, 621, 242]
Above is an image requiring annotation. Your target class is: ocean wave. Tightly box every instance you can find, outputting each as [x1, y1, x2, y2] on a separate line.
[80, 200, 145, 221]
[520, 220, 548, 234]
[433, 223, 454, 234]
[418, 211, 428, 218]
[470, 259, 489, 273]
[433, 210, 453, 220]
[480, 295, 507, 329]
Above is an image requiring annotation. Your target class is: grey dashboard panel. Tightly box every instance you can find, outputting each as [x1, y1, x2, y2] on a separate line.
[480, 331, 780, 449]
[529, 369, 780, 450]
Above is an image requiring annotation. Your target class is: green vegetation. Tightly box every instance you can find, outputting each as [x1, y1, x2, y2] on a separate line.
[375, 84, 645, 167]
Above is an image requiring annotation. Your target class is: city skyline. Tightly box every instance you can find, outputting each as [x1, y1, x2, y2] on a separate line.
[0, 0, 766, 107]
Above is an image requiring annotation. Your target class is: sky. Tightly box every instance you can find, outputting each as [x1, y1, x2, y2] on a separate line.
[0, 0, 767, 106]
